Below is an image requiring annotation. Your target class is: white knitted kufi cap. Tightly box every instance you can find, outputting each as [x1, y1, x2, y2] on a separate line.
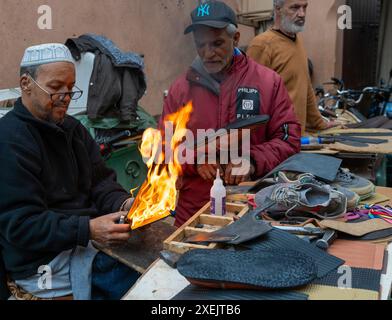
[20, 43, 74, 67]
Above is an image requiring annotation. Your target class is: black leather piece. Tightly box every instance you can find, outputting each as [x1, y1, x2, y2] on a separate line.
[225, 115, 270, 130]
[314, 268, 382, 292]
[177, 248, 318, 289]
[242, 229, 344, 278]
[186, 207, 273, 245]
[346, 116, 390, 129]
[341, 228, 392, 241]
[321, 135, 388, 145]
[172, 285, 309, 300]
[257, 153, 342, 184]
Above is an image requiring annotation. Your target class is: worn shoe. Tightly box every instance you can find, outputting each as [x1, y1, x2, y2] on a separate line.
[332, 168, 375, 201]
[255, 182, 347, 220]
[277, 172, 360, 210]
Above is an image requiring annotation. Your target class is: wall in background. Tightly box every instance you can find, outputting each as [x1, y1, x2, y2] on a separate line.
[302, 0, 345, 87]
[378, 0, 392, 84]
[0, 0, 229, 115]
[0, 0, 347, 115]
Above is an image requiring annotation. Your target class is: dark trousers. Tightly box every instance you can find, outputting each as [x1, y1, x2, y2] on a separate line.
[0, 256, 10, 300]
[91, 252, 140, 300]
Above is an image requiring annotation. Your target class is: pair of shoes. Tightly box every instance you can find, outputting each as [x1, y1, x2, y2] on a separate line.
[332, 168, 375, 201]
[255, 180, 347, 220]
[277, 172, 360, 211]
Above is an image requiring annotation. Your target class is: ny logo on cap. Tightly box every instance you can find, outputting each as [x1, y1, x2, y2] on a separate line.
[197, 4, 210, 17]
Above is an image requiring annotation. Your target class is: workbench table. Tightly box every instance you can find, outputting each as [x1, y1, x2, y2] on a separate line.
[122, 243, 392, 300]
[118, 187, 392, 300]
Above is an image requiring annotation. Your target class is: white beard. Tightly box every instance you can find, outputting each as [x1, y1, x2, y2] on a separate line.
[281, 13, 305, 34]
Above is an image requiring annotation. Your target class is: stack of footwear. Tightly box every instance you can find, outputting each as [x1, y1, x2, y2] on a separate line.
[331, 168, 375, 201]
[255, 179, 348, 220]
[279, 168, 375, 203]
[254, 168, 375, 220]
[277, 172, 360, 211]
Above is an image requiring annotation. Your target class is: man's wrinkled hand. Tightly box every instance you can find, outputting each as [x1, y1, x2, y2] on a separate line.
[196, 164, 223, 181]
[89, 212, 131, 246]
[325, 120, 343, 129]
[224, 159, 255, 186]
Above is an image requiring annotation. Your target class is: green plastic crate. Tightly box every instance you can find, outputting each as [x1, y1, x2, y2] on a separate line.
[105, 144, 147, 195]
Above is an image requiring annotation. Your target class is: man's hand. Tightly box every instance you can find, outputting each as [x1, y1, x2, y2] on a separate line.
[89, 212, 131, 246]
[324, 120, 342, 129]
[224, 159, 255, 186]
[196, 164, 223, 181]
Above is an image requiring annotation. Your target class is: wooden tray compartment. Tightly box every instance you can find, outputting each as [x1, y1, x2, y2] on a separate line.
[163, 202, 249, 254]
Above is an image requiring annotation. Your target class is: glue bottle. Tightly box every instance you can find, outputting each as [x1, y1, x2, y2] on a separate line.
[210, 169, 226, 216]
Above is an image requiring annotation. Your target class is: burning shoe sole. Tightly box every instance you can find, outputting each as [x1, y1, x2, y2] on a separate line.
[126, 102, 193, 230]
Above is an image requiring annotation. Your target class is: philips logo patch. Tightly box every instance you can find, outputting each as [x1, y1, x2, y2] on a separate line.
[242, 100, 254, 111]
[236, 87, 261, 119]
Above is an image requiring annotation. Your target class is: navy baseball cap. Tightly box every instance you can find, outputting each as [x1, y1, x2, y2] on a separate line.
[184, 1, 238, 35]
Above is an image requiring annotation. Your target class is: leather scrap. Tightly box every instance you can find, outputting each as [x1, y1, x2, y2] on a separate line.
[186, 206, 273, 245]
[342, 228, 392, 241]
[299, 284, 379, 300]
[260, 153, 342, 183]
[327, 240, 385, 270]
[359, 193, 390, 205]
[320, 219, 392, 237]
[172, 285, 308, 300]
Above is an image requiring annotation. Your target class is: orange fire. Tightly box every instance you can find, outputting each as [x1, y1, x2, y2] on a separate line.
[126, 102, 193, 229]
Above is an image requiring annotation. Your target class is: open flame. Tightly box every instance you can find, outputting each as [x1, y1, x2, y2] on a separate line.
[126, 102, 193, 229]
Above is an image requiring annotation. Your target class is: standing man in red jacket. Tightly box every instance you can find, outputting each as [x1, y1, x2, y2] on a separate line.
[161, 1, 301, 227]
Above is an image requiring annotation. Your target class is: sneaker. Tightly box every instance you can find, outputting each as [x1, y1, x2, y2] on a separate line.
[255, 182, 347, 220]
[277, 172, 360, 210]
[332, 168, 375, 201]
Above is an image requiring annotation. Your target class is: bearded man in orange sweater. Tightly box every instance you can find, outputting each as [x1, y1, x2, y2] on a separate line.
[247, 0, 337, 134]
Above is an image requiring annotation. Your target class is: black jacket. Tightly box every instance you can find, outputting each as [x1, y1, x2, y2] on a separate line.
[65, 35, 147, 121]
[0, 99, 129, 284]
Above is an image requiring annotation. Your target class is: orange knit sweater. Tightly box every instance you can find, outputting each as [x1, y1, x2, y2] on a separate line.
[247, 29, 327, 134]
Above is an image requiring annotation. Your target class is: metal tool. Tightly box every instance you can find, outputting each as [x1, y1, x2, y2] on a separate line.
[319, 135, 388, 145]
[273, 226, 325, 237]
[316, 229, 338, 250]
[118, 215, 126, 224]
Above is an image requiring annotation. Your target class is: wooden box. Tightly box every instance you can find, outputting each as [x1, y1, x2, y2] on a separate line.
[163, 202, 249, 254]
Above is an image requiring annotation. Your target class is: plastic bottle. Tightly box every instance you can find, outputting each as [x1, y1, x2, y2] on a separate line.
[210, 169, 226, 216]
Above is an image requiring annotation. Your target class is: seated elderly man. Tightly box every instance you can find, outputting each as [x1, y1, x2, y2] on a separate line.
[161, 1, 301, 227]
[0, 44, 138, 300]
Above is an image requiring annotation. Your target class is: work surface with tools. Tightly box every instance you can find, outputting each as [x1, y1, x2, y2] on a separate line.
[114, 186, 392, 301]
[303, 128, 391, 184]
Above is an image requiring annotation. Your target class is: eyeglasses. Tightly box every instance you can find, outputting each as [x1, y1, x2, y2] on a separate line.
[28, 74, 83, 102]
